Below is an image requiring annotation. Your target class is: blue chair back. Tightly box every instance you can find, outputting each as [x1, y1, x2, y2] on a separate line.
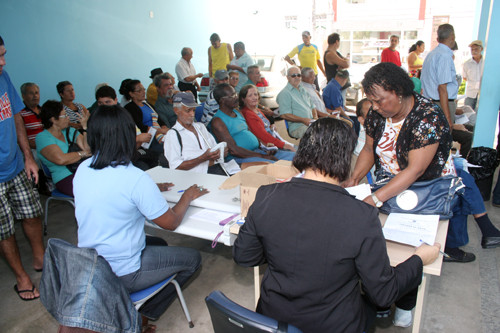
[195, 104, 205, 122]
[205, 290, 303, 333]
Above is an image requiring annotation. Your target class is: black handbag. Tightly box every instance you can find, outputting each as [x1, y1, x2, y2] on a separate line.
[370, 175, 465, 219]
[65, 128, 87, 174]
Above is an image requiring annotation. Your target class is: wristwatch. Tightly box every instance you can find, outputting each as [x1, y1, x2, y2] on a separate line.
[371, 193, 383, 208]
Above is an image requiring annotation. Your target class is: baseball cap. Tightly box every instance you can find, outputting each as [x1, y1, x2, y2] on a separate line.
[468, 40, 483, 48]
[214, 69, 229, 80]
[173, 92, 199, 108]
[302, 31, 311, 37]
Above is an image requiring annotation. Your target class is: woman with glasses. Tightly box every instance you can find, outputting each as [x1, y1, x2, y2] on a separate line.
[36, 100, 90, 196]
[124, 80, 168, 153]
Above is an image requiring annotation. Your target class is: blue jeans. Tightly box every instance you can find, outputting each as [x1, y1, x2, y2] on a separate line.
[119, 244, 201, 320]
[232, 148, 295, 164]
[447, 168, 486, 248]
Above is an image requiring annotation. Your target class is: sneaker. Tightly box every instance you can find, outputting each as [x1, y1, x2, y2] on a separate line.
[443, 248, 476, 263]
[393, 307, 413, 328]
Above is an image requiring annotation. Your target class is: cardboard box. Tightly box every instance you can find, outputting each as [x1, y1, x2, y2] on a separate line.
[219, 160, 299, 217]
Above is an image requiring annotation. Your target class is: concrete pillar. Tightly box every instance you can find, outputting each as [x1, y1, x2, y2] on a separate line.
[472, 0, 500, 148]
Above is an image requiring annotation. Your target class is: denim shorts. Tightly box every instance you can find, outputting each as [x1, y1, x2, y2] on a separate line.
[0, 170, 43, 240]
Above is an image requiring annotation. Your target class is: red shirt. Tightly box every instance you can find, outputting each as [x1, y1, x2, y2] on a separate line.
[20, 106, 43, 141]
[240, 106, 285, 148]
[381, 48, 401, 67]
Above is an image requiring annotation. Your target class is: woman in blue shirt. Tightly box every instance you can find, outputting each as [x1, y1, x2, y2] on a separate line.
[36, 100, 91, 196]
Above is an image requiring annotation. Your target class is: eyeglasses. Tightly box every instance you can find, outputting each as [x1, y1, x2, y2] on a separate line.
[58, 114, 68, 118]
[222, 93, 238, 99]
[133, 88, 145, 93]
[289, 74, 301, 78]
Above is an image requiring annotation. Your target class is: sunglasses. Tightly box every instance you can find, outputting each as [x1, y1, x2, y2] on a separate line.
[289, 74, 301, 78]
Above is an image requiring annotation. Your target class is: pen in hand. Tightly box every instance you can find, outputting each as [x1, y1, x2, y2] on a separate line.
[419, 239, 450, 258]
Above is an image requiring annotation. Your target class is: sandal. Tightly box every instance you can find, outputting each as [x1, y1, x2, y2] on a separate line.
[14, 284, 40, 301]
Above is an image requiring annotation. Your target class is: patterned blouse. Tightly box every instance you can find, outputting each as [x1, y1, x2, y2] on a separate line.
[63, 103, 85, 123]
[364, 93, 453, 181]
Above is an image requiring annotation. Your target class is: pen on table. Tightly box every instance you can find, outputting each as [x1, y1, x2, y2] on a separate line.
[419, 239, 450, 258]
[177, 190, 185, 193]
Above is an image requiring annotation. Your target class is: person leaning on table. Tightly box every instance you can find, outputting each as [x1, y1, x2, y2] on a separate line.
[233, 118, 440, 333]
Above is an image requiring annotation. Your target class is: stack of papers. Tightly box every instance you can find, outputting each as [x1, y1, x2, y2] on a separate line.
[382, 213, 439, 247]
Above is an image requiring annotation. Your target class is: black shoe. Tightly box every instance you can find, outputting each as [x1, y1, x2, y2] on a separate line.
[481, 236, 500, 249]
[443, 249, 476, 263]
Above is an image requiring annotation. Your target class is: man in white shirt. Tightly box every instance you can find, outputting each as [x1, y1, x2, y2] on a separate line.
[300, 67, 328, 117]
[462, 40, 484, 110]
[175, 47, 203, 102]
[164, 92, 225, 173]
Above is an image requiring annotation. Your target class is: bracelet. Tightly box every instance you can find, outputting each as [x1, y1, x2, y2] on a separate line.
[77, 151, 84, 158]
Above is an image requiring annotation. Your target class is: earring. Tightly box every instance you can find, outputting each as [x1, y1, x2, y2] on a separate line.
[399, 96, 402, 104]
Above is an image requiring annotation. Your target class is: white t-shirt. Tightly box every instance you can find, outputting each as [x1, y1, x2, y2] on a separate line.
[164, 122, 218, 173]
[175, 58, 197, 84]
[74, 159, 169, 276]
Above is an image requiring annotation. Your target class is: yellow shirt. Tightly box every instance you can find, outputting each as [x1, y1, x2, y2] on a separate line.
[210, 43, 230, 76]
[288, 44, 321, 74]
[146, 82, 158, 106]
[411, 52, 423, 67]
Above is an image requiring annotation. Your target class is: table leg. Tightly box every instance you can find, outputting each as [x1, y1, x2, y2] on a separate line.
[412, 274, 427, 333]
[254, 266, 260, 308]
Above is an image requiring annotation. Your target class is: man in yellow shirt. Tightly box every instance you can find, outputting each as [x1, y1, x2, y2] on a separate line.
[285, 31, 326, 90]
[208, 33, 234, 78]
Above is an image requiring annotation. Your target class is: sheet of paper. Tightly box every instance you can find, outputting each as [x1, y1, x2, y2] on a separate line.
[223, 160, 241, 175]
[345, 183, 371, 200]
[383, 213, 439, 247]
[189, 209, 238, 223]
[455, 113, 469, 125]
[141, 127, 157, 149]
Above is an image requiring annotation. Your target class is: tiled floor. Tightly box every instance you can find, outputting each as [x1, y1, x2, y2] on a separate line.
[1, 191, 499, 332]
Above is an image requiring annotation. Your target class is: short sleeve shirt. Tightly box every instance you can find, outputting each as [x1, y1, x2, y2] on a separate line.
[229, 52, 255, 91]
[63, 103, 85, 123]
[164, 122, 217, 173]
[322, 79, 344, 110]
[288, 44, 321, 74]
[20, 106, 43, 141]
[421, 43, 458, 100]
[75, 159, 169, 277]
[277, 83, 314, 134]
[35, 127, 79, 183]
[0, 71, 26, 182]
[175, 58, 197, 84]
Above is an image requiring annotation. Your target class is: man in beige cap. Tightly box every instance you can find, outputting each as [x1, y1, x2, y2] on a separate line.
[462, 40, 483, 110]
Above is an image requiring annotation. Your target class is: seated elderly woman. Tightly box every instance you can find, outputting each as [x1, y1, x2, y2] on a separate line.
[346, 62, 500, 326]
[36, 100, 91, 196]
[164, 92, 228, 174]
[74, 105, 207, 330]
[239, 84, 296, 152]
[57, 81, 90, 130]
[124, 79, 169, 153]
[211, 83, 294, 164]
[233, 118, 440, 333]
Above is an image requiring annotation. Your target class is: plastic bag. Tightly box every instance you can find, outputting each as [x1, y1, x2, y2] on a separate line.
[467, 146, 499, 180]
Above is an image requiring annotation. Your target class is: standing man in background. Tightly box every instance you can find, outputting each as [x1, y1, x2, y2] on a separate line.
[208, 33, 234, 78]
[381, 35, 401, 67]
[0, 35, 45, 301]
[284, 31, 326, 90]
[462, 40, 484, 110]
[175, 47, 203, 102]
[226, 42, 254, 92]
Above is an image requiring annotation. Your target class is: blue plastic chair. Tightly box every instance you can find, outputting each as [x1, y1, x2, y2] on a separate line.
[195, 104, 205, 122]
[130, 274, 194, 328]
[205, 290, 303, 333]
[41, 164, 75, 236]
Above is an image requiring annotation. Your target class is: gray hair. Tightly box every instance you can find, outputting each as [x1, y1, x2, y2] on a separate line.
[301, 67, 315, 78]
[173, 102, 182, 109]
[234, 41, 245, 51]
[20, 82, 39, 95]
[437, 24, 454, 42]
[153, 73, 172, 88]
[287, 66, 300, 76]
[247, 65, 259, 75]
[181, 47, 192, 57]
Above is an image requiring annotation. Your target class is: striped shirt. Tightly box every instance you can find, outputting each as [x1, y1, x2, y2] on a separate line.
[20, 106, 43, 141]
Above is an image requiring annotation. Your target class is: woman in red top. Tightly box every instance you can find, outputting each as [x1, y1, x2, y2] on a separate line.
[239, 85, 295, 152]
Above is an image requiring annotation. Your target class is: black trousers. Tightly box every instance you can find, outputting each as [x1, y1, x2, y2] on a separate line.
[178, 81, 198, 101]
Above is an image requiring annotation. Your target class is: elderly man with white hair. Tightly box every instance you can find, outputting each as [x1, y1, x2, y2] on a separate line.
[300, 67, 330, 118]
[276, 66, 318, 139]
[163, 92, 226, 174]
